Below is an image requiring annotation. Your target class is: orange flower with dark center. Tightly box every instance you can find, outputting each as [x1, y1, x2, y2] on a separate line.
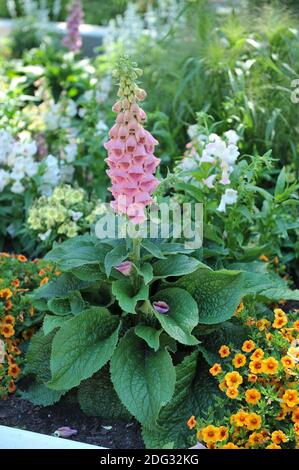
[209, 363, 222, 376]
[219, 345, 230, 358]
[276, 409, 286, 421]
[242, 340, 255, 353]
[225, 371, 243, 388]
[218, 426, 228, 441]
[17, 255, 27, 262]
[245, 413, 262, 430]
[202, 425, 220, 444]
[3, 315, 15, 326]
[226, 387, 239, 399]
[8, 364, 20, 379]
[250, 349, 264, 361]
[282, 389, 299, 408]
[266, 443, 281, 449]
[293, 320, 299, 332]
[248, 432, 264, 447]
[259, 255, 269, 262]
[5, 300, 13, 310]
[232, 353, 246, 368]
[245, 388, 261, 405]
[249, 359, 263, 374]
[8, 380, 16, 393]
[231, 410, 248, 427]
[221, 442, 239, 449]
[1, 324, 14, 338]
[271, 430, 287, 445]
[294, 423, 299, 436]
[291, 407, 299, 424]
[273, 317, 287, 329]
[274, 308, 286, 319]
[0, 288, 12, 300]
[11, 279, 20, 288]
[187, 416, 197, 430]
[262, 357, 279, 375]
[40, 277, 49, 286]
[248, 374, 257, 383]
[281, 356, 295, 369]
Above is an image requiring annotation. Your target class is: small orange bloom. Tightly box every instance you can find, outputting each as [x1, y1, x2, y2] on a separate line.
[221, 442, 239, 449]
[232, 353, 246, 368]
[291, 407, 299, 424]
[281, 356, 295, 369]
[282, 389, 299, 408]
[250, 349, 264, 361]
[8, 380, 16, 393]
[3, 315, 15, 326]
[8, 364, 21, 379]
[17, 255, 27, 262]
[187, 416, 197, 430]
[209, 363, 222, 376]
[231, 410, 248, 427]
[5, 300, 13, 310]
[271, 430, 287, 445]
[294, 423, 299, 436]
[273, 317, 287, 329]
[226, 387, 239, 399]
[218, 426, 229, 441]
[245, 413, 262, 430]
[248, 432, 264, 447]
[259, 255, 269, 262]
[242, 340, 255, 353]
[293, 320, 299, 332]
[249, 359, 263, 374]
[218, 381, 227, 392]
[40, 277, 49, 286]
[11, 279, 20, 288]
[262, 357, 279, 375]
[202, 425, 219, 444]
[219, 345, 230, 358]
[225, 371, 243, 388]
[235, 302, 244, 316]
[273, 308, 286, 319]
[0, 288, 12, 299]
[266, 443, 281, 449]
[1, 324, 15, 338]
[245, 388, 261, 405]
[248, 374, 257, 383]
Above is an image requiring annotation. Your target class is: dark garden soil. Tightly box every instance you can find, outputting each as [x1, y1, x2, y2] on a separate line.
[0, 395, 144, 449]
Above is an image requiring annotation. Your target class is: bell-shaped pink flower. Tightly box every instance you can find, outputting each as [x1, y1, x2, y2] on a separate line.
[115, 261, 133, 276]
[62, 0, 84, 53]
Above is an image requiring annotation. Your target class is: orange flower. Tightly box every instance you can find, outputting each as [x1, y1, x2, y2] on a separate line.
[17, 255, 27, 262]
[221, 442, 239, 449]
[11, 279, 20, 288]
[5, 300, 13, 310]
[8, 364, 20, 379]
[40, 277, 49, 286]
[294, 423, 299, 436]
[38, 269, 47, 276]
[250, 349, 264, 360]
[276, 409, 286, 421]
[259, 255, 269, 262]
[202, 425, 220, 444]
[291, 407, 299, 424]
[249, 359, 263, 374]
[248, 432, 264, 447]
[218, 426, 229, 441]
[3, 315, 15, 326]
[242, 340, 255, 353]
[265, 333, 273, 341]
[235, 302, 244, 316]
[248, 374, 257, 383]
[266, 443, 281, 449]
[209, 363, 222, 376]
[271, 430, 287, 445]
[187, 416, 197, 430]
[218, 381, 227, 392]
[293, 320, 299, 332]
[0, 288, 12, 300]
[273, 317, 287, 329]
[282, 389, 299, 408]
[225, 371, 243, 388]
[226, 387, 239, 399]
[1, 324, 15, 338]
[8, 380, 16, 393]
[281, 356, 295, 369]
[262, 357, 279, 375]
[273, 308, 286, 319]
[232, 353, 246, 368]
[231, 410, 248, 427]
[219, 345, 230, 358]
[245, 388, 261, 405]
[245, 413, 262, 430]
[256, 320, 270, 332]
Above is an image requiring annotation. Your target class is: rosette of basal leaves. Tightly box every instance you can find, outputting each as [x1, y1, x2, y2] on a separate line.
[23, 233, 299, 442]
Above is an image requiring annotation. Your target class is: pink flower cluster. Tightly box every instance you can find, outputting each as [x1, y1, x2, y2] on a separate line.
[62, 0, 84, 53]
[104, 100, 160, 224]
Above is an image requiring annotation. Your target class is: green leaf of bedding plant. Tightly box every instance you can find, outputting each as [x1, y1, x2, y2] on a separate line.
[135, 325, 162, 351]
[43, 314, 72, 335]
[104, 243, 128, 277]
[21, 383, 65, 407]
[34, 273, 94, 300]
[112, 279, 149, 314]
[153, 254, 201, 278]
[47, 307, 120, 391]
[25, 329, 56, 383]
[151, 288, 199, 345]
[110, 329, 176, 428]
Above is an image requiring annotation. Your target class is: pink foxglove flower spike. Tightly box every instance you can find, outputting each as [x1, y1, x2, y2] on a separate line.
[62, 0, 84, 53]
[104, 57, 160, 225]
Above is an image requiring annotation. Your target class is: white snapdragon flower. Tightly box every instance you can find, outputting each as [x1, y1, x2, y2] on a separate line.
[17, 141, 37, 158]
[203, 174, 216, 188]
[78, 108, 87, 118]
[217, 188, 238, 213]
[11, 180, 25, 194]
[60, 165, 75, 183]
[0, 169, 10, 192]
[224, 130, 240, 146]
[187, 124, 199, 140]
[64, 143, 78, 163]
[70, 210, 83, 222]
[44, 103, 61, 131]
[39, 229, 52, 241]
[96, 119, 108, 134]
[42, 155, 60, 188]
[0, 130, 14, 164]
[25, 159, 39, 177]
[178, 157, 198, 172]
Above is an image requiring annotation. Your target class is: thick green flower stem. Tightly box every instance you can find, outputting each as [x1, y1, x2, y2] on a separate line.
[132, 237, 141, 268]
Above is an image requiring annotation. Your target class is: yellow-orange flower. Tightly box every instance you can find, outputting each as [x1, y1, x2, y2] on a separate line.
[248, 373, 258, 383]
[272, 317, 287, 329]
[8, 364, 20, 379]
[235, 302, 244, 316]
[242, 340, 255, 353]
[187, 416, 197, 430]
[3, 315, 15, 326]
[281, 355, 295, 369]
[259, 255, 269, 262]
[1, 324, 15, 338]
[271, 430, 287, 445]
[245, 413, 262, 430]
[0, 288, 12, 300]
[209, 363, 222, 376]
[218, 426, 229, 441]
[225, 371, 243, 388]
[293, 320, 299, 332]
[250, 349, 264, 361]
[266, 443, 281, 449]
[245, 388, 261, 405]
[11, 279, 20, 288]
[232, 353, 246, 368]
[221, 442, 239, 449]
[8, 380, 16, 393]
[219, 345, 230, 358]
[231, 410, 248, 427]
[262, 357, 279, 375]
[291, 407, 299, 424]
[249, 359, 263, 374]
[17, 255, 27, 262]
[274, 308, 286, 319]
[256, 319, 270, 331]
[5, 300, 13, 310]
[218, 381, 227, 392]
[202, 425, 219, 444]
[276, 409, 286, 421]
[294, 423, 299, 436]
[282, 389, 299, 408]
[40, 277, 49, 286]
[248, 432, 264, 447]
[226, 387, 239, 399]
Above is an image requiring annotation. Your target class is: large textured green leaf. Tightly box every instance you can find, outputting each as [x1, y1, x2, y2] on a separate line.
[104, 243, 128, 277]
[151, 288, 198, 345]
[25, 330, 56, 382]
[112, 279, 149, 314]
[21, 383, 65, 406]
[48, 307, 120, 391]
[110, 329, 176, 428]
[153, 255, 201, 278]
[142, 352, 220, 449]
[43, 314, 72, 335]
[135, 325, 161, 351]
[34, 273, 94, 300]
[78, 368, 130, 420]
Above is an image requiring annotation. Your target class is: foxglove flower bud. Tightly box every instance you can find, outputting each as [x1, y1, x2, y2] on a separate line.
[62, 0, 84, 53]
[153, 301, 170, 314]
[115, 261, 133, 276]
